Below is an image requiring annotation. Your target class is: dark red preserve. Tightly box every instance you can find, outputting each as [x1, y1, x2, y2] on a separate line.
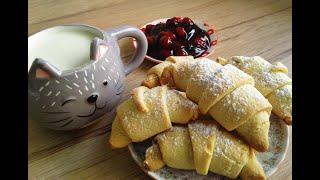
[142, 17, 211, 61]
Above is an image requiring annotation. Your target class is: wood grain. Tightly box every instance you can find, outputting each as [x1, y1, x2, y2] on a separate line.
[28, 0, 292, 179]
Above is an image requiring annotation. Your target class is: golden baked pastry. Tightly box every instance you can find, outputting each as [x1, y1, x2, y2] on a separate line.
[188, 120, 216, 175]
[154, 126, 195, 170]
[142, 56, 272, 151]
[240, 149, 266, 180]
[217, 56, 292, 125]
[144, 120, 266, 180]
[144, 143, 165, 171]
[109, 116, 131, 149]
[109, 85, 198, 148]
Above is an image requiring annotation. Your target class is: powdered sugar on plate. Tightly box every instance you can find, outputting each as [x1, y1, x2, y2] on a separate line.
[256, 114, 289, 177]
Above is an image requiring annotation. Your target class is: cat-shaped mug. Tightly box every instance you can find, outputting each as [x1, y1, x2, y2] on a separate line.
[28, 24, 147, 130]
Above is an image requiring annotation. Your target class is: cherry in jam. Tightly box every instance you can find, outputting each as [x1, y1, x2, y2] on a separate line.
[142, 17, 211, 61]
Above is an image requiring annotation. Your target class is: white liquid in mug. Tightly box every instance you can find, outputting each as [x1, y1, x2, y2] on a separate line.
[28, 26, 103, 71]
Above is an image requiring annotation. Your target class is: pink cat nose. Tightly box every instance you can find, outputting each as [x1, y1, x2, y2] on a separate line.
[87, 94, 98, 104]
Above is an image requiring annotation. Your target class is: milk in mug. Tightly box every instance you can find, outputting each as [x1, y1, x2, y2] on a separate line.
[28, 26, 103, 71]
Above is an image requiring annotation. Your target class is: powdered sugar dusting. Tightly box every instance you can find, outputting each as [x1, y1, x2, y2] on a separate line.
[230, 56, 291, 96]
[156, 126, 187, 147]
[189, 121, 241, 158]
[206, 66, 234, 94]
[176, 61, 198, 80]
[143, 87, 164, 118]
[120, 87, 171, 140]
[269, 85, 292, 117]
[221, 84, 266, 121]
[214, 132, 238, 158]
[255, 71, 291, 96]
[274, 85, 292, 99]
[122, 109, 140, 129]
[198, 64, 253, 112]
[189, 121, 218, 139]
[231, 56, 270, 71]
[190, 60, 221, 84]
[166, 90, 197, 111]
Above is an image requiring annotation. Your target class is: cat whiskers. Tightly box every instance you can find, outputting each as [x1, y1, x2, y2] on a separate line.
[45, 116, 72, 123]
[42, 116, 75, 128]
[115, 74, 121, 88]
[60, 119, 74, 127]
[114, 74, 124, 95]
[96, 102, 107, 109]
[116, 83, 124, 95]
[41, 111, 70, 114]
[77, 107, 97, 117]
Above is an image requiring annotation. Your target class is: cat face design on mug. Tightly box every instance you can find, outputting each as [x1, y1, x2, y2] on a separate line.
[28, 38, 125, 130]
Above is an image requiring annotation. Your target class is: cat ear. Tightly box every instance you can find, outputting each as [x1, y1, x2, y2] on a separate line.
[90, 37, 109, 61]
[29, 58, 62, 79]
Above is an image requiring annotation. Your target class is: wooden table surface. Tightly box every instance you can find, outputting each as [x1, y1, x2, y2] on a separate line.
[28, 0, 292, 179]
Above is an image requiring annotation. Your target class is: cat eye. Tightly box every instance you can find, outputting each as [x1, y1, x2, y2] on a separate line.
[61, 98, 76, 106]
[103, 80, 108, 86]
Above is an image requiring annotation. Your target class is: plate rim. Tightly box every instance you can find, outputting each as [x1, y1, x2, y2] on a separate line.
[264, 119, 290, 177]
[128, 143, 158, 180]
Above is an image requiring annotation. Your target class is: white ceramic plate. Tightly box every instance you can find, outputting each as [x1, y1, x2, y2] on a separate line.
[128, 114, 289, 179]
[133, 18, 218, 64]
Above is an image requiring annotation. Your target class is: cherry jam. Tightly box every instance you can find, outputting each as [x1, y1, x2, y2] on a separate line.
[142, 17, 211, 61]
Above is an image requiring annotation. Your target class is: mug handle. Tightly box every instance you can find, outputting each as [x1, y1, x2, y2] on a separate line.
[106, 26, 147, 75]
